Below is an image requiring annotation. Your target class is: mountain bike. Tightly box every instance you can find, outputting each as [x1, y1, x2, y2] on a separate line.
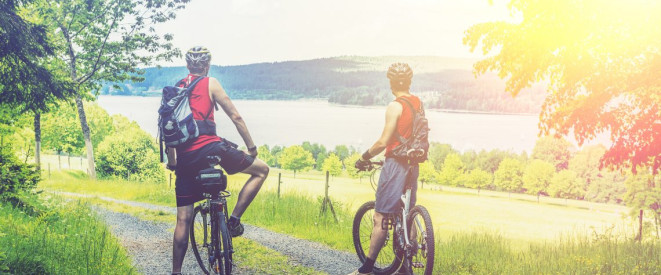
[352, 160, 435, 275]
[190, 156, 234, 275]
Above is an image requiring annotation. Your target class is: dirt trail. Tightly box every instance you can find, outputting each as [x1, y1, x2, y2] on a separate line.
[58, 192, 360, 274]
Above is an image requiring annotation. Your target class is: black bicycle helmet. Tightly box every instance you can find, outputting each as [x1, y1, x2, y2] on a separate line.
[386, 63, 413, 80]
[185, 46, 212, 69]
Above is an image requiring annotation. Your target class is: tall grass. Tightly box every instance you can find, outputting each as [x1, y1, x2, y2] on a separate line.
[435, 232, 661, 274]
[0, 193, 136, 274]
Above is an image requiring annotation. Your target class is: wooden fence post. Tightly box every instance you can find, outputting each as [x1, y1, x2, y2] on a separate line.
[319, 171, 338, 222]
[277, 173, 282, 198]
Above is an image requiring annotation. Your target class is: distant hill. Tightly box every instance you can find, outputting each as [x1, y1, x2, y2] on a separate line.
[100, 56, 545, 114]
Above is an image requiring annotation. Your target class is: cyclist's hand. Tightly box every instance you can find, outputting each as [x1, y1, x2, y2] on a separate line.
[355, 159, 370, 171]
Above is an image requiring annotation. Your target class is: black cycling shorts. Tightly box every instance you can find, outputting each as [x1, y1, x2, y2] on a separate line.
[174, 140, 255, 207]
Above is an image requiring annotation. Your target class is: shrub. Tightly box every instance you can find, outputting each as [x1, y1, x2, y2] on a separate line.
[0, 146, 39, 198]
[95, 127, 165, 183]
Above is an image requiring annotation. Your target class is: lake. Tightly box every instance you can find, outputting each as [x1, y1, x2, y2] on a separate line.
[97, 96, 601, 153]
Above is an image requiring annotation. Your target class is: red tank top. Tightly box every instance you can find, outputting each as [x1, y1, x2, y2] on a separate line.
[386, 95, 421, 156]
[178, 74, 221, 152]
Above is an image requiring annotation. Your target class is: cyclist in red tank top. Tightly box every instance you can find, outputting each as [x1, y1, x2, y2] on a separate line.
[166, 46, 270, 275]
[349, 63, 422, 275]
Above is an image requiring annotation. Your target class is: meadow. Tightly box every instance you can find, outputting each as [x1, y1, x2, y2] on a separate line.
[40, 169, 661, 274]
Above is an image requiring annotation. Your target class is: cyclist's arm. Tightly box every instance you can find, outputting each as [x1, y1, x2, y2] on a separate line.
[208, 77, 257, 155]
[361, 101, 402, 160]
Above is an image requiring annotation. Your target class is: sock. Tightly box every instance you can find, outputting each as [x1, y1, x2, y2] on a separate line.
[228, 215, 240, 226]
[358, 257, 375, 273]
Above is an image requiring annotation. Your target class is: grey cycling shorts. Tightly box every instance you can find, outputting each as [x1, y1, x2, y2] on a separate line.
[374, 158, 418, 214]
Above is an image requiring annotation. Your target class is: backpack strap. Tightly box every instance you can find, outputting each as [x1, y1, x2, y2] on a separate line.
[394, 97, 419, 144]
[184, 76, 217, 136]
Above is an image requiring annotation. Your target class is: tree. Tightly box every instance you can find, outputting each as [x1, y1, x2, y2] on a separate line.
[42, 103, 113, 155]
[464, 168, 492, 194]
[345, 153, 369, 181]
[34, 0, 189, 178]
[437, 153, 464, 186]
[464, 0, 661, 174]
[95, 123, 165, 183]
[333, 145, 350, 161]
[1, 0, 74, 171]
[428, 143, 457, 170]
[322, 153, 343, 177]
[623, 172, 661, 240]
[585, 172, 627, 204]
[549, 170, 584, 200]
[494, 157, 524, 196]
[278, 145, 315, 177]
[476, 149, 516, 173]
[301, 141, 327, 170]
[270, 145, 284, 168]
[257, 145, 275, 167]
[522, 159, 555, 201]
[418, 161, 438, 188]
[532, 136, 574, 171]
[569, 145, 606, 186]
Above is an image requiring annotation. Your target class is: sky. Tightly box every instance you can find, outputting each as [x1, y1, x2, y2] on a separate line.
[157, 0, 513, 66]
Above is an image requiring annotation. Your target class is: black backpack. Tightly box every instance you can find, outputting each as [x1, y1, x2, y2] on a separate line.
[157, 76, 216, 160]
[389, 97, 430, 164]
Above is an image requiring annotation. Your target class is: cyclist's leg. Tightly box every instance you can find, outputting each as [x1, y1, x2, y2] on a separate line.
[172, 204, 194, 273]
[232, 158, 269, 217]
[214, 141, 270, 218]
[367, 211, 389, 259]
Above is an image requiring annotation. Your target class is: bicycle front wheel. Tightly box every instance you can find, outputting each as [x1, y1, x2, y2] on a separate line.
[352, 201, 402, 274]
[217, 211, 233, 274]
[407, 205, 435, 275]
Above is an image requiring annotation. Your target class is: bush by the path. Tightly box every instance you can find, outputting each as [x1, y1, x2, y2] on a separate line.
[95, 125, 165, 184]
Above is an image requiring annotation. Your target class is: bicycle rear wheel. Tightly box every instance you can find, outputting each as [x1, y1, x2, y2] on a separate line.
[407, 205, 435, 275]
[217, 211, 233, 274]
[190, 205, 219, 274]
[352, 201, 402, 274]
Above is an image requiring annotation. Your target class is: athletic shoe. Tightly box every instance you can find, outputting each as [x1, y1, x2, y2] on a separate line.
[228, 221, 244, 237]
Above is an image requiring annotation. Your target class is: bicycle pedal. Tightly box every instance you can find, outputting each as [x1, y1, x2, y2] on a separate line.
[412, 261, 424, 268]
[381, 217, 395, 230]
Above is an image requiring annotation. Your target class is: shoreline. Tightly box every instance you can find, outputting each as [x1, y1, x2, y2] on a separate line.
[98, 95, 539, 116]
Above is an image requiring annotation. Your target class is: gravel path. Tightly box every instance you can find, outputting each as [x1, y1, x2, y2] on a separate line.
[57, 192, 360, 275]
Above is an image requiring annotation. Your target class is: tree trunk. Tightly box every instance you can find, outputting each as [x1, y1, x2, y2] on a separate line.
[636, 209, 644, 241]
[75, 95, 96, 179]
[34, 113, 41, 170]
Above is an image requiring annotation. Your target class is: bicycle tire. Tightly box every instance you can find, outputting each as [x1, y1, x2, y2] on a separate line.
[352, 201, 403, 274]
[407, 205, 435, 275]
[218, 211, 233, 274]
[190, 205, 215, 274]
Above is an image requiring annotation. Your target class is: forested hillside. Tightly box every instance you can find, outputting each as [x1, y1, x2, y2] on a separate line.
[100, 56, 545, 114]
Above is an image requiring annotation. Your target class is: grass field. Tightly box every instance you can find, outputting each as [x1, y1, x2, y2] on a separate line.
[40, 169, 661, 274]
